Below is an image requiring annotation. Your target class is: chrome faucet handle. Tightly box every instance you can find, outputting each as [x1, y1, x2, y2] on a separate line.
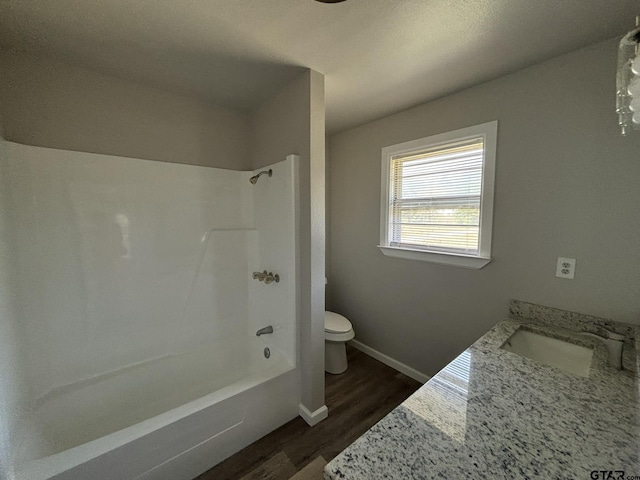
[252, 270, 280, 284]
[264, 272, 280, 284]
[252, 271, 267, 281]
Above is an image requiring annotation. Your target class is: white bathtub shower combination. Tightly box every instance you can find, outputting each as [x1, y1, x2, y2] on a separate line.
[0, 141, 300, 480]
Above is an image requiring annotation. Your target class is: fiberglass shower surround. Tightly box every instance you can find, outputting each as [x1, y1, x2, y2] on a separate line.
[0, 141, 301, 480]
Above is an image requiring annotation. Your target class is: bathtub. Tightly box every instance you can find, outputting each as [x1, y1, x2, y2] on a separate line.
[14, 336, 298, 480]
[2, 144, 301, 480]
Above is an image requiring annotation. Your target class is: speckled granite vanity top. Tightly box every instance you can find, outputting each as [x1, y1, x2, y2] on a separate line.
[324, 301, 640, 479]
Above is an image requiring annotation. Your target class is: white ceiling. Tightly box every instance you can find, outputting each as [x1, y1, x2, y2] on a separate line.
[1, 0, 639, 133]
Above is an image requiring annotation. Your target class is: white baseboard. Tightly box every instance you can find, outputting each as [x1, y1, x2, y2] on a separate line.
[349, 340, 430, 384]
[299, 404, 328, 427]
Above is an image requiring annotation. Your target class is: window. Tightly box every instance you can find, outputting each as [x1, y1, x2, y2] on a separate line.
[379, 121, 497, 269]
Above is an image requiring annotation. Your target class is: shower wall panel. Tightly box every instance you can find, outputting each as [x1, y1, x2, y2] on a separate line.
[2, 142, 254, 401]
[248, 156, 298, 365]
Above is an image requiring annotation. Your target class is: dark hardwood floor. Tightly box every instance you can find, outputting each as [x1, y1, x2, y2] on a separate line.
[196, 345, 422, 480]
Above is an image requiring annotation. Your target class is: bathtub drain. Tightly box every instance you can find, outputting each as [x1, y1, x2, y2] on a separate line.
[264, 347, 271, 359]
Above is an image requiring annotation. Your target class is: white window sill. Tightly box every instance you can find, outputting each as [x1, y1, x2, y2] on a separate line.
[378, 246, 491, 269]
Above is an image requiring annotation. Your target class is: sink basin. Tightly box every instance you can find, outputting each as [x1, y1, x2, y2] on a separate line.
[501, 328, 593, 377]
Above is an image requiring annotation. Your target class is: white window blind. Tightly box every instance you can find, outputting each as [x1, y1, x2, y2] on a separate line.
[388, 137, 484, 255]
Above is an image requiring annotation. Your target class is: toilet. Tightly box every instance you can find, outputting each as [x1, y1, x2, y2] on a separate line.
[324, 311, 355, 374]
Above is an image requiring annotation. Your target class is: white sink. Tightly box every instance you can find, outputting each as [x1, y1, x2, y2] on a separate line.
[501, 328, 593, 377]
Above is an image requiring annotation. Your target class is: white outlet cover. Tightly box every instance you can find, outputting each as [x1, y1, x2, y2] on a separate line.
[556, 257, 576, 279]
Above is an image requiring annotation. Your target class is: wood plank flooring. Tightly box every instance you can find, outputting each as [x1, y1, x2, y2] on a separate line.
[196, 345, 422, 480]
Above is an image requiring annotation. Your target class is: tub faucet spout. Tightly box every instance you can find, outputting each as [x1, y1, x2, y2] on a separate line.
[256, 325, 273, 336]
[577, 329, 625, 370]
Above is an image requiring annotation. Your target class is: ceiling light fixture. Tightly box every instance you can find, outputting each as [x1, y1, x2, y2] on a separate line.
[314, 0, 347, 3]
[616, 15, 640, 135]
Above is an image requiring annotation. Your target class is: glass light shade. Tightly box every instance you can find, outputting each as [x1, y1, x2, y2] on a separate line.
[633, 54, 640, 75]
[616, 22, 640, 134]
[628, 77, 640, 97]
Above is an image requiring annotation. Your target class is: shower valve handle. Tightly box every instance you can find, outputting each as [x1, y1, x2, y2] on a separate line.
[252, 270, 280, 285]
[264, 272, 280, 284]
[252, 271, 267, 281]
[253, 270, 280, 284]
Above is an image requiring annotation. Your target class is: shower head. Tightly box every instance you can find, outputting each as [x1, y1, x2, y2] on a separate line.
[249, 169, 272, 184]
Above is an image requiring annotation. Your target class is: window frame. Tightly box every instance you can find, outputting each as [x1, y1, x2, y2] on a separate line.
[378, 121, 498, 269]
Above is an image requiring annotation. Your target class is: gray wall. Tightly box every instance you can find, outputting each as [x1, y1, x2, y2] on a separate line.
[0, 49, 251, 169]
[250, 70, 327, 415]
[328, 38, 640, 377]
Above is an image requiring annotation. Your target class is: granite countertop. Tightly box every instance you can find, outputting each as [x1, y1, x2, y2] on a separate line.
[324, 301, 640, 479]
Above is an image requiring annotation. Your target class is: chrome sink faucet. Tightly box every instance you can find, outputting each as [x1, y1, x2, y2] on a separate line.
[577, 329, 625, 370]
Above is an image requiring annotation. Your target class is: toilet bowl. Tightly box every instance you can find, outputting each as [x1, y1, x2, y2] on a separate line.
[325, 311, 355, 374]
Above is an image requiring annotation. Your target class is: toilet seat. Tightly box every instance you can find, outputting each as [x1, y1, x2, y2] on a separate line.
[324, 311, 352, 334]
[324, 311, 355, 342]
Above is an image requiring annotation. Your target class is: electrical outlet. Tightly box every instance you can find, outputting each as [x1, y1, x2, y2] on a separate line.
[556, 257, 576, 279]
